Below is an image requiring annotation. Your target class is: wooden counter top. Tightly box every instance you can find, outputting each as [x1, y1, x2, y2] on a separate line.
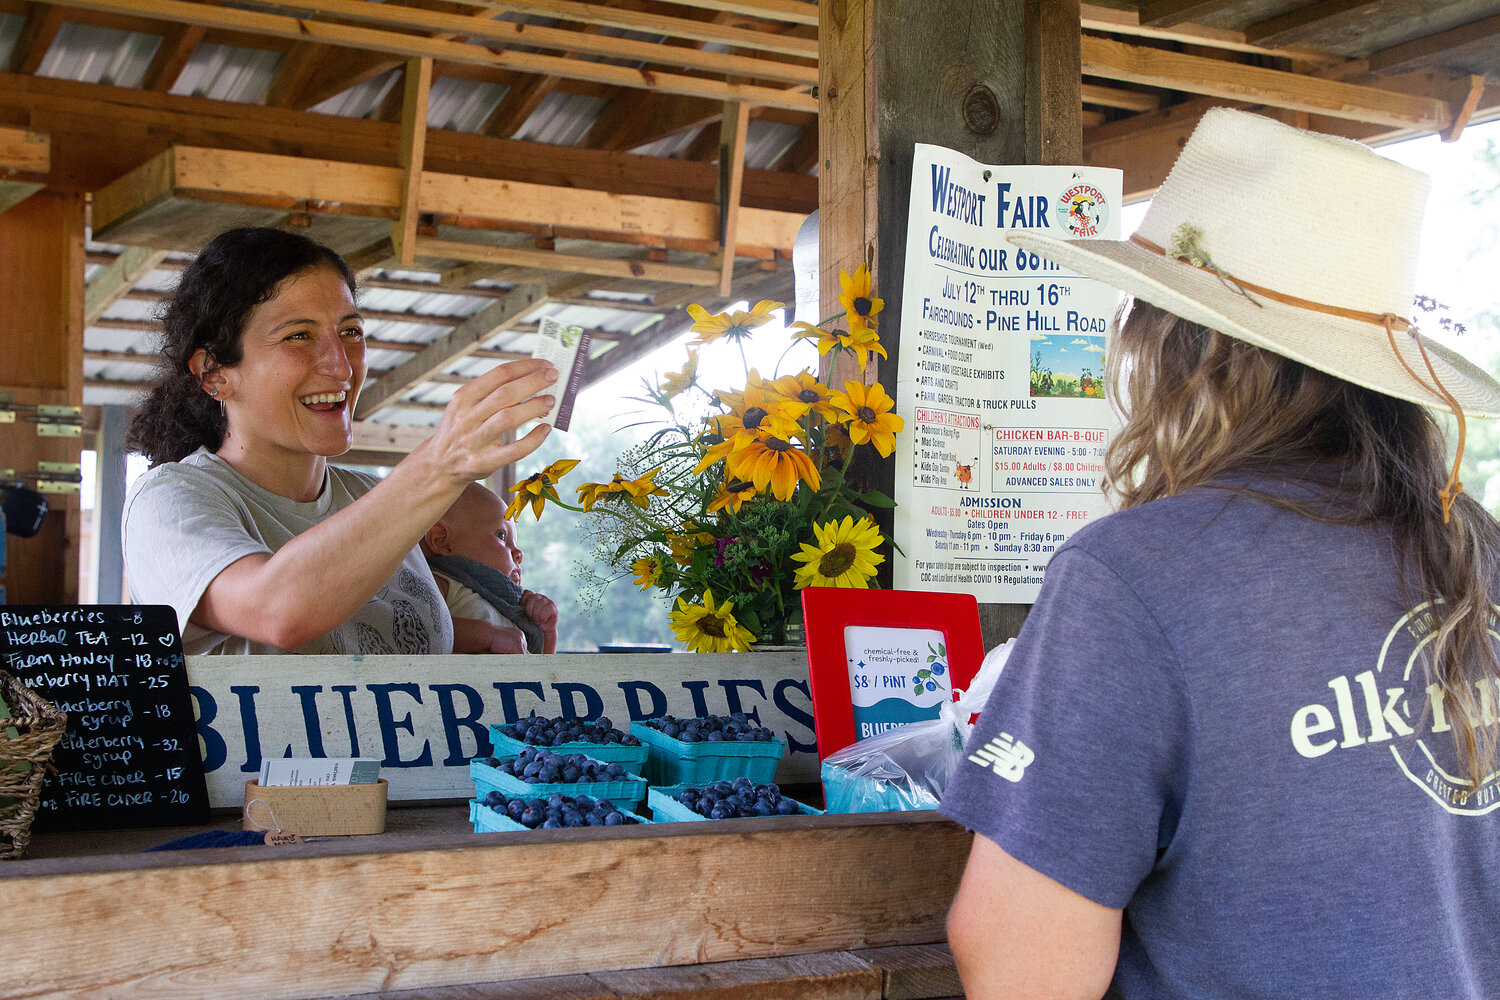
[4, 807, 972, 1000]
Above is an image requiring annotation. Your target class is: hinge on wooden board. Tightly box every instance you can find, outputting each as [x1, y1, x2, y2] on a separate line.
[32, 460, 81, 495]
[29, 404, 83, 437]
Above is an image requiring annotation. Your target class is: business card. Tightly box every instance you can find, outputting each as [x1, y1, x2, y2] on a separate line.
[259, 757, 380, 787]
[530, 315, 592, 432]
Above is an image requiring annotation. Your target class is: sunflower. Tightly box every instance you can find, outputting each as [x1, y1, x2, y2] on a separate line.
[831, 380, 904, 457]
[790, 320, 888, 370]
[669, 589, 757, 653]
[621, 467, 670, 508]
[767, 369, 838, 420]
[792, 516, 885, 589]
[659, 347, 699, 399]
[630, 555, 663, 589]
[707, 478, 759, 516]
[692, 378, 806, 474]
[505, 458, 581, 520]
[838, 264, 884, 333]
[726, 432, 821, 501]
[685, 299, 784, 346]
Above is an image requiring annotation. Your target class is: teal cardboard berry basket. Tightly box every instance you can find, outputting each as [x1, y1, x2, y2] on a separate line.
[819, 760, 939, 814]
[628, 722, 786, 786]
[488, 725, 650, 772]
[470, 756, 648, 810]
[468, 798, 650, 833]
[646, 783, 822, 823]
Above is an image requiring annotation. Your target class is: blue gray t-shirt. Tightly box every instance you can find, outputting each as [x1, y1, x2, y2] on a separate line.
[941, 474, 1500, 999]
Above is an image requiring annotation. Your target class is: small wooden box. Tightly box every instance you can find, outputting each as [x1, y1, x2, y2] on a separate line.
[242, 778, 387, 836]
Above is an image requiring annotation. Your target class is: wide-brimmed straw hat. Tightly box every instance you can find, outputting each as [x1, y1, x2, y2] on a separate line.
[1009, 107, 1500, 419]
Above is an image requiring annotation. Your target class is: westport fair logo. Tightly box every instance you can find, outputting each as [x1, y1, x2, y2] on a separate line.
[1057, 183, 1108, 238]
[1288, 601, 1500, 816]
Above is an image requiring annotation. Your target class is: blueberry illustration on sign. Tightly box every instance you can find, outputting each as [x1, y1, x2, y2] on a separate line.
[915, 641, 950, 697]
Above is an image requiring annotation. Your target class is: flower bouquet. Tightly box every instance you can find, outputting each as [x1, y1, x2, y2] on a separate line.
[505, 266, 904, 652]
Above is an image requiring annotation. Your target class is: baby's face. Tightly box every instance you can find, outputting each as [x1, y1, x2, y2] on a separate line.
[450, 491, 524, 585]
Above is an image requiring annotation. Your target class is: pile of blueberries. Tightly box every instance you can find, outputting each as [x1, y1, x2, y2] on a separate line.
[495, 713, 641, 747]
[481, 790, 638, 828]
[481, 747, 634, 785]
[642, 712, 777, 743]
[673, 777, 801, 819]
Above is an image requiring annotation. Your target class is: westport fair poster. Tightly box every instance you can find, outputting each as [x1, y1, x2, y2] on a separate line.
[893, 144, 1122, 602]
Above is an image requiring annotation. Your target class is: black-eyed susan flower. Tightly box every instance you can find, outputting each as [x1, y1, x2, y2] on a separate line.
[576, 475, 631, 512]
[659, 347, 699, 399]
[686, 299, 784, 346]
[791, 320, 888, 371]
[707, 478, 759, 516]
[669, 589, 757, 653]
[831, 381, 904, 457]
[631, 554, 663, 589]
[767, 369, 839, 420]
[667, 525, 715, 567]
[505, 458, 580, 520]
[693, 376, 806, 475]
[791, 516, 885, 589]
[838, 265, 884, 333]
[726, 432, 821, 501]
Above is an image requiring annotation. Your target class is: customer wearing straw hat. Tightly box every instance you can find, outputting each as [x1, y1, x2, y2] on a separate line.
[941, 108, 1500, 999]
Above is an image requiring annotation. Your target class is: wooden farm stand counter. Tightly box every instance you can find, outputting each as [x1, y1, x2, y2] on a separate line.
[5, 805, 971, 1000]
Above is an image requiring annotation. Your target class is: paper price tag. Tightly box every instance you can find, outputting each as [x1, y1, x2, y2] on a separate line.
[265, 830, 304, 846]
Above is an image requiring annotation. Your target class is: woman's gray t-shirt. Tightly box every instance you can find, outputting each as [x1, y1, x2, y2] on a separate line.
[122, 448, 453, 656]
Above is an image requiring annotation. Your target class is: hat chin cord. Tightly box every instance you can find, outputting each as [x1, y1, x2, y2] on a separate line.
[1129, 231, 1466, 523]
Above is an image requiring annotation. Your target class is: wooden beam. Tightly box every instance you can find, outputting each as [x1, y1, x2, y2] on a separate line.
[1136, 0, 1241, 29]
[83, 246, 168, 324]
[452, 0, 819, 59]
[1243, 0, 1382, 49]
[355, 282, 545, 418]
[257, 0, 819, 88]
[411, 236, 721, 287]
[1079, 34, 1451, 131]
[393, 57, 432, 268]
[349, 420, 434, 454]
[0, 123, 49, 213]
[1366, 12, 1500, 77]
[33, 0, 817, 111]
[1080, 82, 1160, 112]
[1442, 74, 1487, 143]
[140, 20, 205, 91]
[6, 74, 819, 214]
[653, 0, 818, 26]
[1026, 0, 1082, 165]
[9, 3, 65, 75]
[773, 121, 818, 173]
[717, 101, 749, 296]
[1080, 3, 1345, 66]
[278, 47, 401, 111]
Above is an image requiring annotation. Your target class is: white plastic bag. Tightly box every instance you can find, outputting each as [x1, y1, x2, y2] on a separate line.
[820, 639, 1015, 812]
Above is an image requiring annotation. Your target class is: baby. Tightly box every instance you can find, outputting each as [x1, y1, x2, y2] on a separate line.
[423, 483, 559, 654]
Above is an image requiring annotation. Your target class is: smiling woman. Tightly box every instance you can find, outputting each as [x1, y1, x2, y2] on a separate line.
[120, 228, 560, 656]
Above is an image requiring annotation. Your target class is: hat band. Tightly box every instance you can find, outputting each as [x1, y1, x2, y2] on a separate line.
[1128, 233, 1411, 331]
[1128, 232, 1466, 523]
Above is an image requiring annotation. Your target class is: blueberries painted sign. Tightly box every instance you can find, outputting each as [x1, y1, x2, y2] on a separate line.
[187, 652, 818, 807]
[0, 605, 210, 831]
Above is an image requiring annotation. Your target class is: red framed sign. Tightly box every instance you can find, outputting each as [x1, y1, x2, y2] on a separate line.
[801, 588, 983, 759]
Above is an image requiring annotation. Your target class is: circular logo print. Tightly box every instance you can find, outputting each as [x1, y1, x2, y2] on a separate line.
[1379, 601, 1500, 815]
[1057, 183, 1108, 238]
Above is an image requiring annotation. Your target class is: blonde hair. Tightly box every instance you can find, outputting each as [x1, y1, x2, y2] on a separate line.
[1106, 300, 1500, 793]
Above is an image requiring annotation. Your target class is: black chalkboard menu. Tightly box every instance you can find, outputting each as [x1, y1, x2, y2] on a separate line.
[0, 605, 209, 831]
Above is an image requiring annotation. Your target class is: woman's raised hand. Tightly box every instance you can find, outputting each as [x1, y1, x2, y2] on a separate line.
[414, 358, 559, 487]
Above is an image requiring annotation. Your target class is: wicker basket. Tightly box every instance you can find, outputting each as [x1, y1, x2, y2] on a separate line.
[0, 669, 67, 859]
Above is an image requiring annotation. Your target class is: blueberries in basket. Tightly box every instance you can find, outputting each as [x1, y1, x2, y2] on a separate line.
[484, 792, 639, 828]
[495, 711, 634, 747]
[671, 781, 803, 819]
[642, 714, 778, 743]
[483, 746, 640, 787]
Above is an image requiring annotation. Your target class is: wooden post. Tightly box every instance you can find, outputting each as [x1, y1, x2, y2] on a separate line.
[818, 0, 1082, 649]
[393, 56, 432, 268]
[0, 191, 86, 603]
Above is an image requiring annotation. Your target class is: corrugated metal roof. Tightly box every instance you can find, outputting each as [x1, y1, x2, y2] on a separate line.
[36, 21, 159, 89]
[428, 77, 510, 132]
[308, 68, 402, 120]
[514, 92, 611, 145]
[745, 120, 801, 171]
[170, 42, 280, 103]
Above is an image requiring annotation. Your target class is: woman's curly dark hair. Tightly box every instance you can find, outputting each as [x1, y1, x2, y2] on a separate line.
[126, 227, 357, 466]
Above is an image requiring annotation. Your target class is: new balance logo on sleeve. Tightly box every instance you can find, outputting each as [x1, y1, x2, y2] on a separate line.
[969, 733, 1034, 782]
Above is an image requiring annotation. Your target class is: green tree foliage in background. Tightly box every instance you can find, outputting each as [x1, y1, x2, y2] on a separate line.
[509, 402, 674, 652]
